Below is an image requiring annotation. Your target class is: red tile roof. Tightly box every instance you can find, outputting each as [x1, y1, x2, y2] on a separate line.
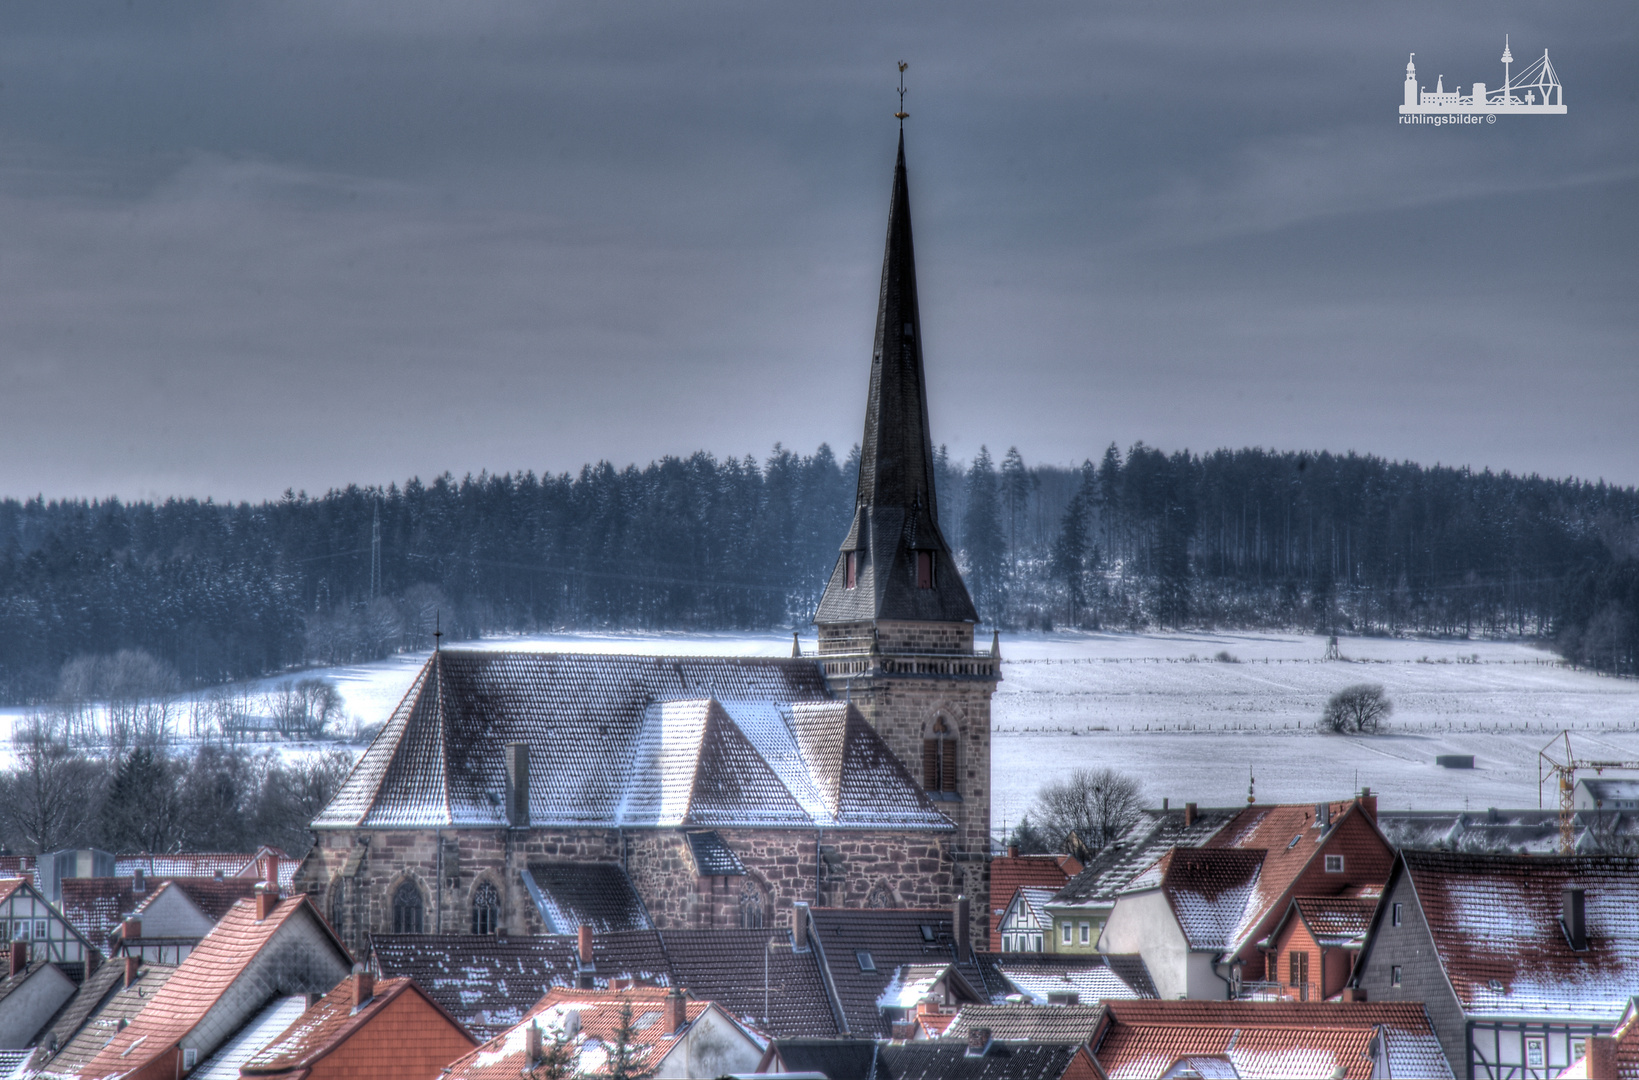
[1126, 848, 1266, 952]
[1401, 850, 1639, 1019]
[990, 855, 1081, 949]
[1094, 1001, 1450, 1080]
[240, 976, 472, 1076]
[0, 879, 24, 904]
[79, 896, 318, 1080]
[441, 986, 725, 1080]
[1292, 896, 1376, 945]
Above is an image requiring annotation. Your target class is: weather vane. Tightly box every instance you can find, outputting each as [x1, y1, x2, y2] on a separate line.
[895, 61, 909, 125]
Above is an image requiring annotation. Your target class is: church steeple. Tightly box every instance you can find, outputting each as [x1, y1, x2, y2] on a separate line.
[815, 133, 978, 626]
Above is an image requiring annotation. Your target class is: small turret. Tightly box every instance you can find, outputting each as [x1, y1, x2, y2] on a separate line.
[1404, 53, 1418, 109]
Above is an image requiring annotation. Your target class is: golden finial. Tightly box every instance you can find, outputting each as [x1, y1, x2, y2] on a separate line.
[895, 61, 909, 123]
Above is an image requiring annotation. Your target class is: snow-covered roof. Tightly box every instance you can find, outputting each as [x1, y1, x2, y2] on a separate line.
[1401, 850, 1639, 1020]
[1050, 807, 1238, 910]
[1123, 848, 1267, 953]
[315, 651, 950, 831]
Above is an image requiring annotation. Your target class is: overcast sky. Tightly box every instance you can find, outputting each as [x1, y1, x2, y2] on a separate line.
[1, 1, 1634, 502]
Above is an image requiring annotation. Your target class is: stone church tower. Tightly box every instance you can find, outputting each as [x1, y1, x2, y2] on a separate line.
[814, 132, 999, 913]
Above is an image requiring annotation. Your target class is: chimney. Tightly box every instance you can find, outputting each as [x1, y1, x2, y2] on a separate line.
[352, 965, 375, 1010]
[124, 955, 141, 989]
[1587, 1035, 1618, 1080]
[577, 925, 593, 966]
[254, 883, 278, 921]
[505, 743, 531, 828]
[792, 901, 811, 952]
[1184, 803, 1197, 827]
[1316, 802, 1331, 828]
[1007, 844, 1018, 859]
[665, 987, 687, 1036]
[9, 941, 26, 977]
[122, 917, 142, 941]
[525, 1022, 543, 1065]
[1563, 886, 1587, 951]
[965, 1027, 993, 1057]
[1162, 798, 1168, 812]
[266, 853, 280, 892]
[1357, 788, 1378, 824]
[133, 867, 146, 893]
[953, 895, 971, 962]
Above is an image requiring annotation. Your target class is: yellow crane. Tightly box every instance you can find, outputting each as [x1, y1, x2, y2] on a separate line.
[1538, 731, 1639, 853]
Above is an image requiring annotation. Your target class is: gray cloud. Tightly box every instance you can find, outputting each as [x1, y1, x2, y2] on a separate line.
[0, 0, 1633, 501]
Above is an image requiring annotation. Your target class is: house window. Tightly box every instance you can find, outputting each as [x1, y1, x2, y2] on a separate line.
[922, 718, 957, 794]
[739, 881, 766, 929]
[1289, 951, 1309, 999]
[392, 882, 424, 934]
[1526, 1037, 1546, 1069]
[1572, 1038, 1587, 1064]
[1390, 965, 1402, 987]
[1079, 922, 1091, 945]
[916, 551, 934, 589]
[1003, 934, 1013, 951]
[1033, 935, 1043, 952]
[1391, 902, 1402, 927]
[845, 551, 858, 590]
[1324, 855, 1344, 873]
[471, 881, 500, 935]
[1062, 922, 1073, 945]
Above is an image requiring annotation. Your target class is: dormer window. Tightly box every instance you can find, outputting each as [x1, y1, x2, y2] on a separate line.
[846, 551, 858, 590]
[916, 551, 934, 589]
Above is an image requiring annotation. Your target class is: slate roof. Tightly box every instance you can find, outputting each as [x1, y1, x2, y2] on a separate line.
[1397, 850, 1639, 1020]
[990, 855, 1080, 949]
[1092, 1001, 1452, 1080]
[985, 953, 1157, 1004]
[32, 962, 178, 1080]
[314, 652, 949, 832]
[765, 1038, 882, 1079]
[815, 133, 978, 627]
[875, 1040, 1092, 1080]
[370, 929, 840, 1040]
[441, 985, 740, 1080]
[685, 831, 745, 876]
[807, 907, 1000, 1036]
[944, 1004, 1107, 1045]
[523, 864, 653, 933]
[191, 995, 309, 1080]
[1049, 807, 1239, 910]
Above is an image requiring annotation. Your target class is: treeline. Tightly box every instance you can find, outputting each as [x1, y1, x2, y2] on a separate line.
[1, 441, 1635, 703]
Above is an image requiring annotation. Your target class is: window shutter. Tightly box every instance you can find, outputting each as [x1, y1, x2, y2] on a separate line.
[941, 739, 958, 792]
[923, 740, 939, 790]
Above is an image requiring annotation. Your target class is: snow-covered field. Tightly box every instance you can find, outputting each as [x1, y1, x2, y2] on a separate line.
[7, 630, 1638, 828]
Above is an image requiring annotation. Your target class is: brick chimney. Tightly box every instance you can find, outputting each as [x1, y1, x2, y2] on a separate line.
[525, 1022, 543, 1065]
[1184, 802, 1197, 827]
[1587, 1034, 1618, 1080]
[265, 853, 280, 893]
[1563, 886, 1588, 951]
[352, 965, 374, 1010]
[1006, 844, 1018, 859]
[124, 955, 141, 989]
[1358, 787, 1377, 824]
[665, 987, 687, 1036]
[122, 918, 142, 941]
[9, 941, 26, 977]
[792, 901, 811, 952]
[254, 884, 278, 921]
[1341, 986, 1367, 1003]
[953, 895, 971, 962]
[505, 743, 531, 828]
[576, 924, 595, 989]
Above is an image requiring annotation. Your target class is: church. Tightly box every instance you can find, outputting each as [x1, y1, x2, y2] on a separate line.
[295, 133, 1000, 955]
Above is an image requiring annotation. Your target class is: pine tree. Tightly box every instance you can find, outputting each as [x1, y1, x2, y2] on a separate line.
[1052, 491, 1091, 627]
[962, 447, 1007, 624]
[602, 1000, 640, 1080]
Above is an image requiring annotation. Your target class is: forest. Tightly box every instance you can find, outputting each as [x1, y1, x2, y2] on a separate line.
[0, 440, 1635, 704]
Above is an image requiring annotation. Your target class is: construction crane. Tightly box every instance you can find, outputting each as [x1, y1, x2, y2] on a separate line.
[1538, 731, 1639, 853]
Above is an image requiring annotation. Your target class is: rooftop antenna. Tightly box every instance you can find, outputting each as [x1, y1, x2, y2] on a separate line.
[433, 609, 443, 653]
[895, 61, 909, 127]
[1501, 34, 1513, 102]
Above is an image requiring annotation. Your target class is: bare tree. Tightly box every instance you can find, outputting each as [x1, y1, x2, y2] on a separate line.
[1031, 767, 1146, 854]
[0, 716, 106, 855]
[268, 679, 344, 739]
[1322, 684, 1392, 734]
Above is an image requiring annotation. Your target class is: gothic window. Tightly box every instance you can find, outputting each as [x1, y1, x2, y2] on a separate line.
[846, 552, 858, 589]
[392, 881, 424, 934]
[922, 718, 957, 794]
[916, 551, 934, 589]
[738, 881, 765, 929]
[471, 881, 500, 935]
[867, 882, 896, 909]
[328, 878, 345, 933]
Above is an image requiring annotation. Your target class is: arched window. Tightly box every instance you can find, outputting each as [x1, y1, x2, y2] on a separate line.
[392, 881, 424, 934]
[328, 878, 345, 933]
[738, 881, 765, 929]
[922, 718, 957, 795]
[471, 881, 500, 935]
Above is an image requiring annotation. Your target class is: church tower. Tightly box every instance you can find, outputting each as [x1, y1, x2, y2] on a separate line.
[815, 132, 999, 910]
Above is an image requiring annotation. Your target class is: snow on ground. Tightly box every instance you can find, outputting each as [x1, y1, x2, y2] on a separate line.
[6, 629, 1637, 825]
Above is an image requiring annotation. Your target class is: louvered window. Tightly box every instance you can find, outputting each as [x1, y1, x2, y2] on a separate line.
[916, 551, 934, 589]
[922, 718, 957, 794]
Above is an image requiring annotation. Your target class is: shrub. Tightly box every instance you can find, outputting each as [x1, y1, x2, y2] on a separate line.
[1323, 683, 1392, 734]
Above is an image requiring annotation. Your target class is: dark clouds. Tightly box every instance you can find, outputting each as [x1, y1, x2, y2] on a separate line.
[0, 0, 1634, 501]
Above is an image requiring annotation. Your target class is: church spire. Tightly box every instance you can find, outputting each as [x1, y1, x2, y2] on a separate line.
[815, 131, 977, 626]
